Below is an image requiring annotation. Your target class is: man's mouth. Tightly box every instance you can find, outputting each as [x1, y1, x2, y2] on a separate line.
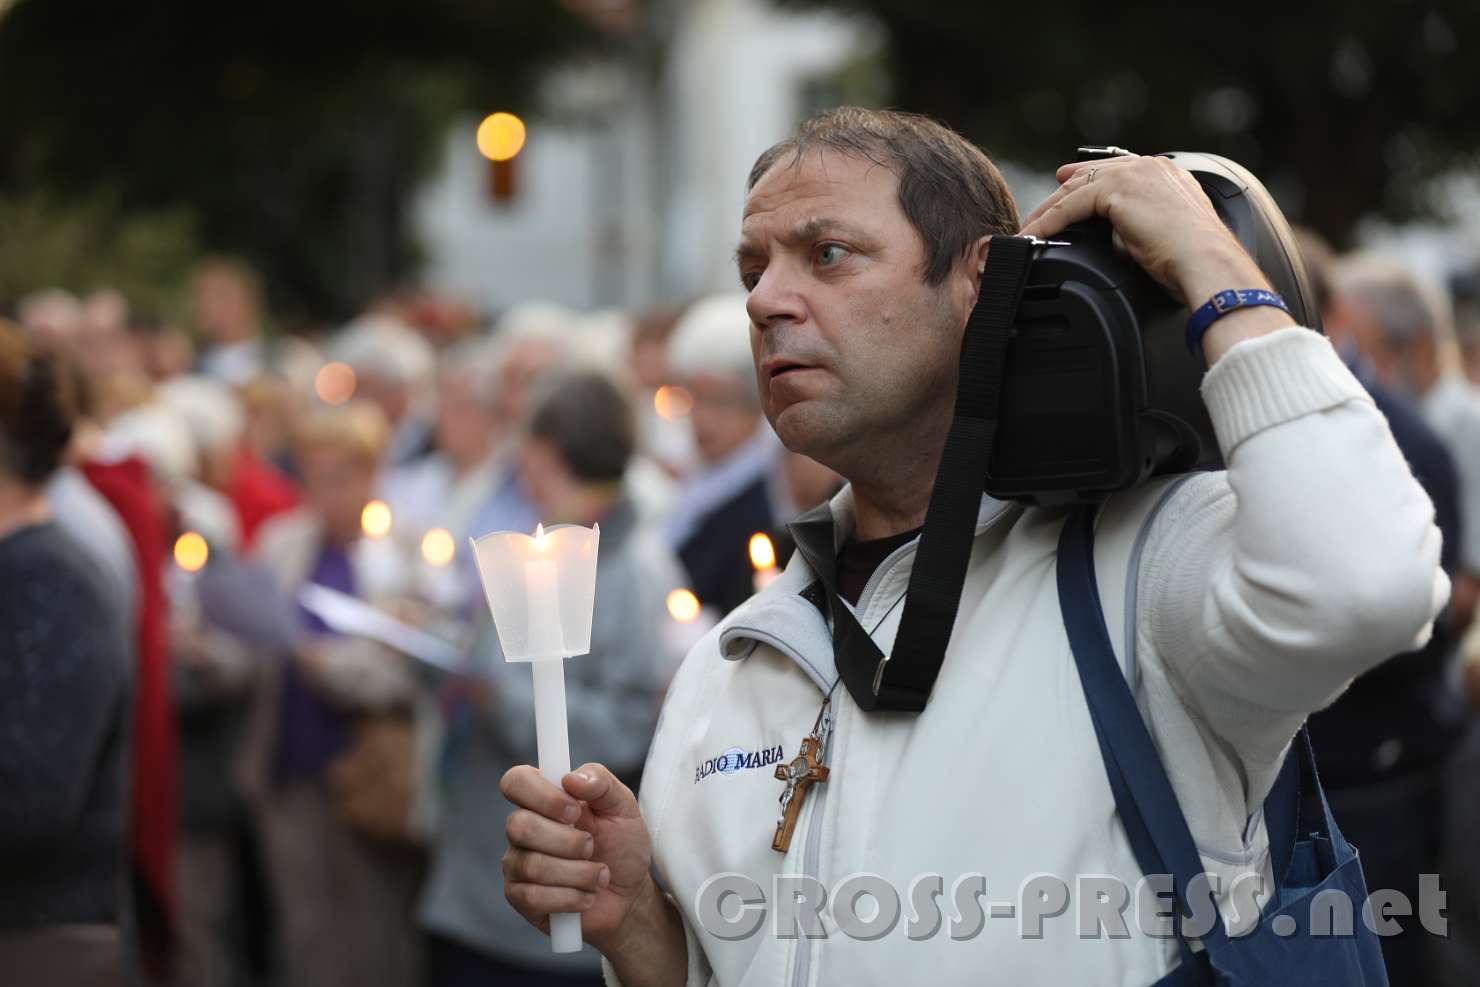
[764, 359, 816, 380]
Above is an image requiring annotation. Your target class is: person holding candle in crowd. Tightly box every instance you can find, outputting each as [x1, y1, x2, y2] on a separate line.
[498, 108, 1448, 985]
[0, 320, 133, 985]
[239, 400, 425, 987]
[420, 370, 684, 987]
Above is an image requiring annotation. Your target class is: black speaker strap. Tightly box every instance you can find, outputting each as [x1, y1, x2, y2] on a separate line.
[787, 236, 1037, 712]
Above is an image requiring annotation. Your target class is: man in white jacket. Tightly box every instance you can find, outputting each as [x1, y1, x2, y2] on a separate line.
[498, 108, 1449, 986]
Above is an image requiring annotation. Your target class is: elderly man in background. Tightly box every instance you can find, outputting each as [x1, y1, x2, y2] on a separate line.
[193, 258, 320, 392]
[382, 340, 504, 563]
[1332, 256, 1480, 612]
[661, 294, 780, 615]
[330, 313, 439, 469]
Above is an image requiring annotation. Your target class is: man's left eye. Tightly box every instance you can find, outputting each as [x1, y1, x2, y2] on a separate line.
[816, 243, 849, 267]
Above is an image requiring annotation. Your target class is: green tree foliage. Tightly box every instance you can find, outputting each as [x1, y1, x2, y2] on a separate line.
[0, 192, 200, 316]
[786, 0, 1478, 245]
[0, 0, 590, 322]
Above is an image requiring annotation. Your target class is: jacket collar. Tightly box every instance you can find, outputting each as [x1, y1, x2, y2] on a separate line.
[716, 484, 1014, 694]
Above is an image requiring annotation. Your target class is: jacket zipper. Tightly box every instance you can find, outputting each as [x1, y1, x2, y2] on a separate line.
[787, 504, 1011, 987]
[787, 543, 903, 987]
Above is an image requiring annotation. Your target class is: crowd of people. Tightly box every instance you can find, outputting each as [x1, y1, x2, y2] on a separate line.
[0, 260, 839, 986]
[5, 208, 1480, 986]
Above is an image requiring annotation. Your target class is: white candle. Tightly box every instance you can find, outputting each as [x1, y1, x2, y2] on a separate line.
[469, 522, 601, 955]
[524, 558, 565, 658]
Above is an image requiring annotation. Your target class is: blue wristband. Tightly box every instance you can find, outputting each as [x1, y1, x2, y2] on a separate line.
[1185, 288, 1289, 355]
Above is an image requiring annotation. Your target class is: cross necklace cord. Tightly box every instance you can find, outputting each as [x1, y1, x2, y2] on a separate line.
[771, 588, 907, 853]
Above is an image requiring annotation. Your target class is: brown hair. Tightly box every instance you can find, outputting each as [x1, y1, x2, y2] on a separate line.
[0, 319, 77, 484]
[747, 107, 1021, 285]
[527, 372, 635, 484]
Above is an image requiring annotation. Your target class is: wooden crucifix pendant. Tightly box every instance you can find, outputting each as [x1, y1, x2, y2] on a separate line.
[771, 733, 830, 853]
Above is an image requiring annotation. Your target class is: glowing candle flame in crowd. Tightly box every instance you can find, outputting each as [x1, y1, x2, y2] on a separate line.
[173, 531, 209, 573]
[748, 532, 777, 571]
[361, 500, 392, 539]
[667, 588, 701, 624]
[421, 528, 455, 567]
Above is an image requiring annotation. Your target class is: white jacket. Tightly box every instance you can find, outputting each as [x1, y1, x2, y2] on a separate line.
[606, 328, 1448, 987]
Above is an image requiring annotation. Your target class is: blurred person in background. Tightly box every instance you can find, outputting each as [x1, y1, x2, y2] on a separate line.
[382, 340, 503, 555]
[129, 311, 197, 384]
[1330, 264, 1480, 984]
[43, 361, 139, 638]
[239, 400, 424, 987]
[165, 564, 261, 987]
[193, 257, 320, 392]
[75, 408, 182, 982]
[1296, 232, 1468, 985]
[629, 306, 698, 481]
[75, 290, 148, 386]
[192, 257, 269, 386]
[143, 375, 271, 987]
[237, 372, 303, 479]
[458, 303, 575, 557]
[16, 287, 84, 348]
[156, 374, 299, 551]
[331, 312, 439, 468]
[0, 320, 133, 986]
[104, 401, 242, 550]
[420, 370, 683, 987]
[661, 293, 779, 615]
[1332, 254, 1480, 625]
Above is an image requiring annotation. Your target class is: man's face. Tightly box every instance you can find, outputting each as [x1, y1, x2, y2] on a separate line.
[737, 150, 966, 474]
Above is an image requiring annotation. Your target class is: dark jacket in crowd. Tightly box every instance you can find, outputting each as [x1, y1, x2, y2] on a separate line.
[677, 476, 775, 616]
[0, 523, 132, 928]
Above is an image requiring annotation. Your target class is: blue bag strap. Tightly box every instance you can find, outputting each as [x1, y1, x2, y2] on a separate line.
[1057, 504, 1232, 958]
[1264, 726, 1345, 889]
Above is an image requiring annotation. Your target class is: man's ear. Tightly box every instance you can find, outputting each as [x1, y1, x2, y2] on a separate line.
[954, 235, 994, 314]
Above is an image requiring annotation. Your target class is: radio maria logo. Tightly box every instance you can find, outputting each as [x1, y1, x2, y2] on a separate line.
[694, 743, 785, 784]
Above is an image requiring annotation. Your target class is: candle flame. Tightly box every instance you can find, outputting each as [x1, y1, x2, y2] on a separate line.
[361, 500, 393, 538]
[534, 522, 547, 547]
[173, 531, 209, 573]
[421, 528, 456, 566]
[748, 532, 777, 571]
[667, 588, 701, 624]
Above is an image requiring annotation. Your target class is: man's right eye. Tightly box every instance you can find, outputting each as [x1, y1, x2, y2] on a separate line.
[740, 271, 762, 291]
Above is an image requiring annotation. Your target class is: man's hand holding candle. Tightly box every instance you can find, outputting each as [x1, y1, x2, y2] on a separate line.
[500, 762, 689, 987]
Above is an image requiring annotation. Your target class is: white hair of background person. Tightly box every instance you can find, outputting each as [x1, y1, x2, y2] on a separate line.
[155, 374, 246, 455]
[99, 401, 242, 548]
[1333, 253, 1462, 372]
[569, 308, 637, 378]
[494, 300, 578, 345]
[666, 292, 757, 401]
[437, 337, 504, 411]
[484, 301, 578, 392]
[17, 287, 85, 341]
[101, 402, 199, 492]
[331, 312, 437, 385]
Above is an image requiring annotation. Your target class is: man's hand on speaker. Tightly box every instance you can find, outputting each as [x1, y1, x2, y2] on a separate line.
[1020, 155, 1296, 363]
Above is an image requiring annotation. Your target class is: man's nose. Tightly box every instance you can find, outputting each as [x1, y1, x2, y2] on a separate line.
[746, 263, 806, 331]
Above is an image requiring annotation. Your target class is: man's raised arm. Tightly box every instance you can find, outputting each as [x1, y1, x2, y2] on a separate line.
[1024, 155, 1449, 767]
